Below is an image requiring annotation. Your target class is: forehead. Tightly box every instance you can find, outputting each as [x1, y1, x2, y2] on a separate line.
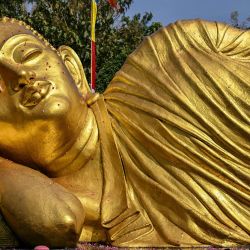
[0, 21, 58, 56]
[0, 22, 34, 47]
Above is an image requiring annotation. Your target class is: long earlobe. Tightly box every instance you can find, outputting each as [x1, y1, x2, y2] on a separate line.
[58, 45, 90, 97]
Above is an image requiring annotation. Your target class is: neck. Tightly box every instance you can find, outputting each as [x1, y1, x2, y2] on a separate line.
[46, 108, 99, 177]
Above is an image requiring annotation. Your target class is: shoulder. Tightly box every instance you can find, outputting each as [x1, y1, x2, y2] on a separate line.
[143, 19, 250, 55]
[167, 19, 250, 47]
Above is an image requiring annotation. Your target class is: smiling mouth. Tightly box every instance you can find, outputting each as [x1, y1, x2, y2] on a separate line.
[21, 81, 51, 107]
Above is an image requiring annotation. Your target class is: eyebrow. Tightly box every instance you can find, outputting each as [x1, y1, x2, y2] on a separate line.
[1, 34, 45, 50]
[15, 42, 44, 52]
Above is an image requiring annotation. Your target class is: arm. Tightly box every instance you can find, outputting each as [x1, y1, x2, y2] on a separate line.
[0, 157, 85, 247]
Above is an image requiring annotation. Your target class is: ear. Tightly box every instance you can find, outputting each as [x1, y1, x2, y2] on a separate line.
[58, 45, 90, 96]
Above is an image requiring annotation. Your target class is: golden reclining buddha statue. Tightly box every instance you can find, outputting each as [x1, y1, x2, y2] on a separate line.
[0, 17, 249, 248]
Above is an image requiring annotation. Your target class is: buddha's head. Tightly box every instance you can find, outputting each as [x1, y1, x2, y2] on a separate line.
[0, 17, 91, 170]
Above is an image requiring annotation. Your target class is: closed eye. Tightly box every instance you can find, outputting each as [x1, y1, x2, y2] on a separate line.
[21, 48, 42, 63]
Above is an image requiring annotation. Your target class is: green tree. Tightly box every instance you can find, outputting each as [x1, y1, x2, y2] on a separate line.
[0, 0, 162, 92]
[0, 0, 27, 18]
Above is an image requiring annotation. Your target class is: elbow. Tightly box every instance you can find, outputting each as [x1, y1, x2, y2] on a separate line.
[31, 210, 85, 248]
[34, 202, 85, 247]
[60, 212, 83, 236]
[52, 204, 85, 247]
[9, 208, 85, 248]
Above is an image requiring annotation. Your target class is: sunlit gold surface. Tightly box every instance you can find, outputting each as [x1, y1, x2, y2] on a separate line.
[0, 17, 249, 248]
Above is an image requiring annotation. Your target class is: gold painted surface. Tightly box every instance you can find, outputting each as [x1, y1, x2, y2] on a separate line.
[0, 17, 249, 248]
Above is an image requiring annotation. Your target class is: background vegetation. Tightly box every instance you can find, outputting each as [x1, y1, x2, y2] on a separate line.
[0, 0, 162, 92]
[230, 10, 250, 29]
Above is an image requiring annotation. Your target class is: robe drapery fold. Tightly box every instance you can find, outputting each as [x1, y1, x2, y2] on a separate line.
[103, 19, 250, 246]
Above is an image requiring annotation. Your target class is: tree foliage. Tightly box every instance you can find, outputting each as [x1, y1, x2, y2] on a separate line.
[0, 0, 162, 92]
[230, 10, 250, 29]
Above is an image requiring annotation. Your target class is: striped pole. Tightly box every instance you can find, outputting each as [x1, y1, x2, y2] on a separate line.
[91, 0, 98, 92]
[90, 0, 118, 92]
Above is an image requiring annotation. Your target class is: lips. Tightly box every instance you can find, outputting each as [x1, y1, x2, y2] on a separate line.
[21, 81, 51, 107]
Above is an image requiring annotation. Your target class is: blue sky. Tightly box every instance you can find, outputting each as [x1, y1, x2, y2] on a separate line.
[126, 0, 250, 26]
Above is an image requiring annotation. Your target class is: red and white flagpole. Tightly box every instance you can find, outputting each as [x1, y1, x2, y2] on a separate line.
[90, 0, 98, 92]
[90, 0, 118, 92]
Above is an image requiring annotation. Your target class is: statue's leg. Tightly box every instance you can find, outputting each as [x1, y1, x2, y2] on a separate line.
[0, 212, 19, 247]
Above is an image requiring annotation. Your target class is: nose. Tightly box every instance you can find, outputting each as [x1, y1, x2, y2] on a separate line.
[0, 52, 36, 91]
[15, 70, 36, 91]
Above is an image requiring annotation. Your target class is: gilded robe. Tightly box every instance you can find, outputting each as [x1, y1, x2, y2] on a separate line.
[100, 19, 250, 246]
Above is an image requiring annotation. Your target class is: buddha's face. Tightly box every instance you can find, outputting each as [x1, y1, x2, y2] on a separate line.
[0, 33, 81, 114]
[0, 21, 88, 170]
